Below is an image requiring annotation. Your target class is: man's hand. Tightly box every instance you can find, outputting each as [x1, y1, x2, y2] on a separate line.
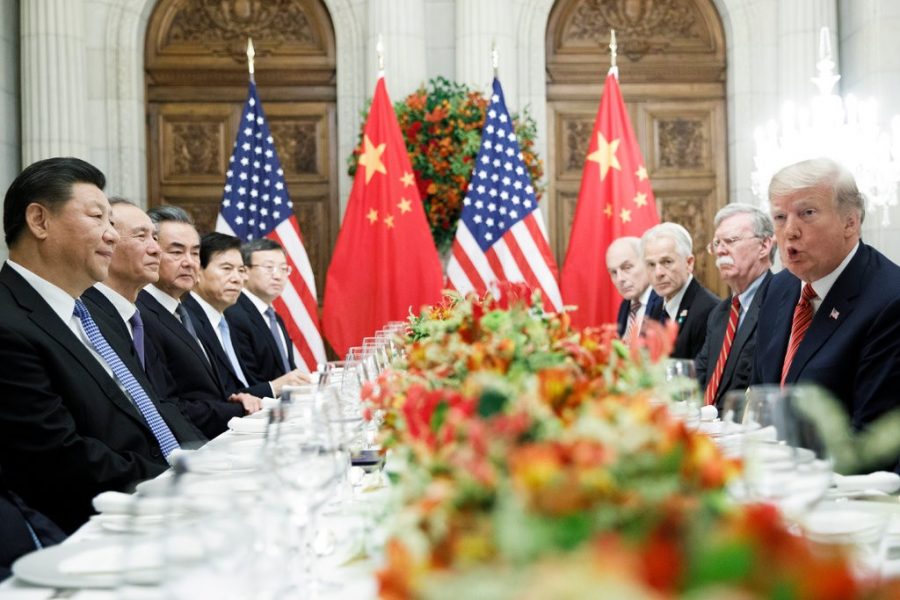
[228, 392, 262, 414]
[270, 369, 311, 396]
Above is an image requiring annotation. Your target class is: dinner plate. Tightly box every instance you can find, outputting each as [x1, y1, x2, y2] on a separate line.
[12, 537, 164, 589]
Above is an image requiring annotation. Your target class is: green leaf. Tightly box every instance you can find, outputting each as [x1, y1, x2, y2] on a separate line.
[478, 388, 508, 418]
[430, 400, 448, 432]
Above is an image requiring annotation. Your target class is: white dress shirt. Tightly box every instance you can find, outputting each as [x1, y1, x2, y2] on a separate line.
[664, 275, 693, 322]
[804, 241, 859, 314]
[94, 282, 138, 338]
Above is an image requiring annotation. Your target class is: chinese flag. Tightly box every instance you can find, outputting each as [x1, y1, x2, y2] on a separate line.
[322, 77, 443, 357]
[560, 71, 659, 329]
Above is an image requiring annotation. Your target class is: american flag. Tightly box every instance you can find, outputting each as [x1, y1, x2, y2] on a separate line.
[446, 78, 562, 310]
[216, 80, 326, 373]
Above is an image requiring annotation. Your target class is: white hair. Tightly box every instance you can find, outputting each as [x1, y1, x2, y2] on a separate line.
[641, 222, 693, 258]
[606, 236, 642, 262]
[714, 202, 776, 262]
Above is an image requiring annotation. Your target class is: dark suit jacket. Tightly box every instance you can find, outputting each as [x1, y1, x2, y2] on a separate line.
[752, 243, 900, 429]
[1, 468, 66, 580]
[182, 294, 271, 398]
[695, 271, 773, 408]
[0, 265, 199, 533]
[225, 292, 295, 384]
[83, 287, 206, 444]
[646, 278, 719, 359]
[136, 290, 243, 438]
[615, 289, 664, 337]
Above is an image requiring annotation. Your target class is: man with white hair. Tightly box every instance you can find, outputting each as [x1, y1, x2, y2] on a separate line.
[695, 204, 774, 408]
[642, 222, 719, 359]
[605, 236, 662, 341]
[753, 158, 900, 431]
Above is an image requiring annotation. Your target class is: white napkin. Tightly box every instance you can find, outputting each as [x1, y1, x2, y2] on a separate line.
[58, 543, 158, 575]
[260, 396, 280, 410]
[700, 405, 718, 421]
[833, 471, 900, 494]
[227, 416, 267, 434]
[91, 491, 175, 516]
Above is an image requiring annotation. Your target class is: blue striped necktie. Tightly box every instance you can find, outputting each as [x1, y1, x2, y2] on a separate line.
[218, 317, 248, 387]
[73, 299, 180, 457]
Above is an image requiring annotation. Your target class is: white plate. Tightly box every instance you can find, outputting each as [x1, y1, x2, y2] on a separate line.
[12, 537, 163, 589]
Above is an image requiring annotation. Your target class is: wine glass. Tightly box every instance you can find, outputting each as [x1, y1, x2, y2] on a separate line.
[663, 359, 701, 427]
[740, 385, 833, 519]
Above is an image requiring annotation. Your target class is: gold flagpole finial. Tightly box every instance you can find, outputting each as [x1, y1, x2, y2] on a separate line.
[246, 37, 255, 81]
[376, 34, 385, 76]
[491, 39, 499, 78]
[608, 29, 619, 78]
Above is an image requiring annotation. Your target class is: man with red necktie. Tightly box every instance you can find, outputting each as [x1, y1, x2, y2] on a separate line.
[695, 204, 774, 409]
[752, 158, 900, 433]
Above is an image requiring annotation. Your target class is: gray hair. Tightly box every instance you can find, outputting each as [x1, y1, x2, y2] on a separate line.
[107, 196, 138, 208]
[606, 236, 642, 262]
[714, 202, 776, 262]
[768, 157, 866, 224]
[147, 205, 194, 227]
[641, 222, 693, 259]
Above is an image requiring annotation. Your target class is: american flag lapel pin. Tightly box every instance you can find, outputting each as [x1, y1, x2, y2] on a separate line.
[829, 308, 840, 320]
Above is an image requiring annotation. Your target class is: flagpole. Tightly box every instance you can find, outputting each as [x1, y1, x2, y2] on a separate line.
[376, 34, 385, 79]
[491, 39, 499, 79]
[608, 29, 618, 80]
[246, 37, 255, 84]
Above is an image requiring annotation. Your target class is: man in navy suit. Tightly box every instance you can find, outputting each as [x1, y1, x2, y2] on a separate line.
[0, 158, 199, 532]
[184, 232, 307, 400]
[642, 223, 719, 359]
[752, 158, 900, 430]
[137, 206, 251, 437]
[695, 204, 774, 409]
[226, 238, 299, 383]
[605, 236, 662, 341]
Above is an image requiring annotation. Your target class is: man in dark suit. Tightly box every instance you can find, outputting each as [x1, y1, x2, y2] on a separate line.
[0, 158, 200, 532]
[642, 222, 719, 359]
[82, 199, 206, 443]
[184, 233, 307, 399]
[752, 158, 900, 430]
[1, 467, 66, 580]
[136, 206, 253, 438]
[695, 204, 775, 409]
[226, 238, 299, 383]
[606, 236, 663, 341]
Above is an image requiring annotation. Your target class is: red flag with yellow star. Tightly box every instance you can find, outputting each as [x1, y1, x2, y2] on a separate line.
[560, 71, 659, 329]
[322, 77, 443, 356]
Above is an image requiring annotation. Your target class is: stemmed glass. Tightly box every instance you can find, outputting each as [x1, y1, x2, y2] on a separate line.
[663, 359, 701, 427]
[739, 385, 833, 519]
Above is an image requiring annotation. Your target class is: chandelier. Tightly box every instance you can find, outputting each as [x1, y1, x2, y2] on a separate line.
[752, 27, 900, 225]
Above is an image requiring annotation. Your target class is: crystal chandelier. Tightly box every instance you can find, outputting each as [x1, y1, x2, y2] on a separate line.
[752, 27, 900, 225]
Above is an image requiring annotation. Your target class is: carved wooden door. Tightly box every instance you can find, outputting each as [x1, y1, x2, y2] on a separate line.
[145, 0, 337, 296]
[546, 0, 728, 296]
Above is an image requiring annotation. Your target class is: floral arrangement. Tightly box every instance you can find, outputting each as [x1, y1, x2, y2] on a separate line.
[348, 77, 544, 253]
[366, 288, 900, 599]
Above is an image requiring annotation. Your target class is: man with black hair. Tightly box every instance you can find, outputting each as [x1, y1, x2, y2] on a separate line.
[0, 157, 199, 532]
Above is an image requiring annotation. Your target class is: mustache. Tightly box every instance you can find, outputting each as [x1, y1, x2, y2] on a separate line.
[716, 256, 735, 268]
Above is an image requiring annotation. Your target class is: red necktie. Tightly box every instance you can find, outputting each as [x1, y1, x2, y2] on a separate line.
[704, 295, 740, 406]
[780, 284, 818, 384]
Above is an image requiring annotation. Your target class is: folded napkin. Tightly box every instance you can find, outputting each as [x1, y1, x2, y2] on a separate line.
[700, 405, 718, 421]
[92, 491, 175, 516]
[58, 543, 157, 575]
[227, 416, 268, 434]
[833, 471, 900, 494]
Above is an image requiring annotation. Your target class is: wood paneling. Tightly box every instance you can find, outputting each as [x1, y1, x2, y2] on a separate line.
[145, 0, 338, 296]
[546, 0, 728, 296]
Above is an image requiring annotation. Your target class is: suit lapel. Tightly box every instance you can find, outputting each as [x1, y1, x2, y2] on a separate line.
[719, 272, 772, 392]
[675, 279, 700, 331]
[277, 313, 297, 369]
[139, 291, 220, 383]
[241, 295, 283, 365]
[788, 248, 866, 381]
[1, 268, 149, 429]
[184, 296, 242, 385]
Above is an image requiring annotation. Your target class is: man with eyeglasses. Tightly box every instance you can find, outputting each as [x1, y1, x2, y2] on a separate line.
[694, 204, 775, 409]
[642, 222, 719, 359]
[183, 233, 308, 402]
[226, 238, 300, 383]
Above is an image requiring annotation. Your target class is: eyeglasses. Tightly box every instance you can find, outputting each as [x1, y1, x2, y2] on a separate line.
[249, 264, 293, 275]
[706, 235, 761, 254]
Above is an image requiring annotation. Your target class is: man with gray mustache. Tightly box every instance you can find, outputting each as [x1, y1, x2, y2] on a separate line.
[695, 204, 775, 409]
